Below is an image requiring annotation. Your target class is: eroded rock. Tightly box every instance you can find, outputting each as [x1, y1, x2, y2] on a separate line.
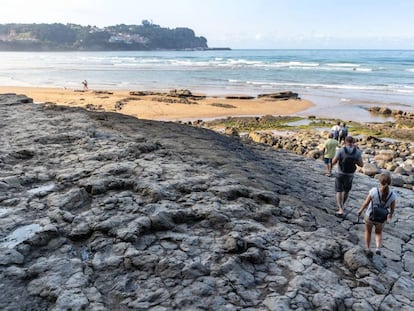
[0, 94, 413, 310]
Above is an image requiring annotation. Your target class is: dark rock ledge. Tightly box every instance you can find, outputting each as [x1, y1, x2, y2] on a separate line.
[0, 94, 413, 310]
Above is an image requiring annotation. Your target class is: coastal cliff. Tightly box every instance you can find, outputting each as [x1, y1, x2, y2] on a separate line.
[0, 94, 413, 310]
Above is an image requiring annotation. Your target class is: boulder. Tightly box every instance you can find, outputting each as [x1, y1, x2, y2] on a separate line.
[257, 91, 299, 100]
[224, 127, 239, 137]
[375, 150, 395, 162]
[362, 163, 380, 177]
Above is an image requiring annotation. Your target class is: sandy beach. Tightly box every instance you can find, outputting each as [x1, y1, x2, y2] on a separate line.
[0, 86, 314, 122]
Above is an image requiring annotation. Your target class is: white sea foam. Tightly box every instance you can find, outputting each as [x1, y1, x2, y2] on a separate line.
[395, 89, 414, 94]
[244, 80, 395, 92]
[355, 68, 373, 72]
[327, 63, 359, 67]
[266, 61, 319, 68]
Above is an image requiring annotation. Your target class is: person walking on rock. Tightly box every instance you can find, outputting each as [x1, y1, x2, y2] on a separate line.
[332, 136, 363, 217]
[339, 123, 348, 144]
[357, 173, 396, 256]
[322, 132, 338, 177]
[331, 122, 341, 141]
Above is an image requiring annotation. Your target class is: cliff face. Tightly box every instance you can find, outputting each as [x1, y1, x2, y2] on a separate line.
[0, 94, 413, 310]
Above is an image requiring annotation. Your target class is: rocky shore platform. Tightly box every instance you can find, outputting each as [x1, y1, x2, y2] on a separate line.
[202, 114, 414, 190]
[1, 94, 413, 310]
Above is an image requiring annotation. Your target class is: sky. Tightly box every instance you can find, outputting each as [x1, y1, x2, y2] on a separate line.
[2, 0, 414, 49]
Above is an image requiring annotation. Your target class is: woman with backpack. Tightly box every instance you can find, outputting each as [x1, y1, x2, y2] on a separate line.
[357, 173, 396, 256]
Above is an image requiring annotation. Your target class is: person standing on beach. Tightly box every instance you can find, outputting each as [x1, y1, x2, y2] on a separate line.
[322, 132, 338, 177]
[332, 136, 364, 217]
[357, 173, 396, 256]
[82, 80, 88, 90]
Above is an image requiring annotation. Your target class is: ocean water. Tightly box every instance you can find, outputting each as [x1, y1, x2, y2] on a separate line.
[1, 49, 414, 121]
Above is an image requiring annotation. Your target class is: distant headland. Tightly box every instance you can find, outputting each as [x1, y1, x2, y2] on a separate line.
[0, 20, 230, 51]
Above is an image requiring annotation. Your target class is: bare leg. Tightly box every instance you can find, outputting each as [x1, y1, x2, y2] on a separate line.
[365, 223, 373, 250]
[343, 192, 349, 206]
[336, 192, 344, 214]
[375, 226, 383, 250]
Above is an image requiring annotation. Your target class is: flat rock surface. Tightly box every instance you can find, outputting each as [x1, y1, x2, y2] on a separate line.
[0, 94, 413, 310]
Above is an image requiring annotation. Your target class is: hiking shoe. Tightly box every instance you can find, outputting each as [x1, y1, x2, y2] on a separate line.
[364, 249, 373, 258]
[375, 249, 381, 255]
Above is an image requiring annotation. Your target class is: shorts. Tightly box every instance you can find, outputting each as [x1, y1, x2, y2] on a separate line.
[323, 158, 333, 165]
[364, 214, 385, 229]
[335, 174, 354, 193]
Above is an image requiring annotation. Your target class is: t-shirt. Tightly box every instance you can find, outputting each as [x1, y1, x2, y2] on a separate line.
[334, 146, 362, 175]
[365, 187, 396, 217]
[331, 125, 341, 139]
[331, 125, 340, 132]
[339, 126, 348, 138]
[324, 138, 338, 159]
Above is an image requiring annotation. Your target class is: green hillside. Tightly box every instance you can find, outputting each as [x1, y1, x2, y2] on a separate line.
[0, 20, 209, 51]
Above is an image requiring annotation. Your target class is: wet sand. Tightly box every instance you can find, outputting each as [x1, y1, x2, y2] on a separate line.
[0, 86, 314, 121]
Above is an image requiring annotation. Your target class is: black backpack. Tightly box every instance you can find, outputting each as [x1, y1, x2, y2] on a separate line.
[339, 147, 357, 173]
[340, 126, 348, 138]
[369, 188, 392, 223]
[333, 128, 340, 140]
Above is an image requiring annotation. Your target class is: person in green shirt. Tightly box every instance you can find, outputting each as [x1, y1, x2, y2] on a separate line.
[322, 132, 339, 176]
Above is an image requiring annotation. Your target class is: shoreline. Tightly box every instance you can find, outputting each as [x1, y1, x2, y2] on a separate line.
[0, 86, 314, 122]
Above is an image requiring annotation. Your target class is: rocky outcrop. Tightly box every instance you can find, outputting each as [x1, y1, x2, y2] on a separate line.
[1, 94, 413, 310]
[222, 92, 299, 101]
[168, 89, 206, 100]
[224, 95, 255, 100]
[257, 91, 299, 100]
[247, 129, 414, 190]
[367, 107, 414, 137]
[367, 106, 414, 120]
[128, 89, 206, 105]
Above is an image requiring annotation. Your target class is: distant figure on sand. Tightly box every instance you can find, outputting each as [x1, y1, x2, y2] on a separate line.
[322, 132, 338, 177]
[357, 173, 396, 257]
[332, 136, 364, 217]
[82, 80, 88, 90]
